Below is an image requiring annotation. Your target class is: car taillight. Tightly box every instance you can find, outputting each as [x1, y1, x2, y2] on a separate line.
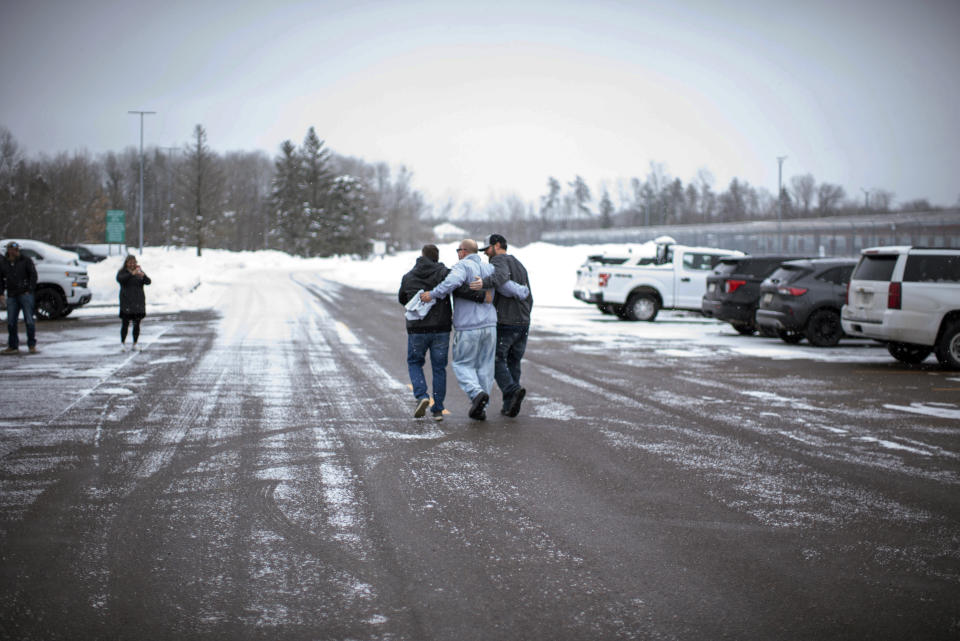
[888, 281, 901, 309]
[777, 286, 808, 297]
[598, 273, 610, 287]
[725, 279, 746, 293]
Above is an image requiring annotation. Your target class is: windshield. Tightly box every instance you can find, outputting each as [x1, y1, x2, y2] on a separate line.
[766, 265, 809, 285]
[853, 254, 897, 281]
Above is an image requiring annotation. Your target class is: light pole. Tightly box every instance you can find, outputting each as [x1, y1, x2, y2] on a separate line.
[128, 110, 156, 255]
[860, 187, 871, 211]
[777, 155, 787, 250]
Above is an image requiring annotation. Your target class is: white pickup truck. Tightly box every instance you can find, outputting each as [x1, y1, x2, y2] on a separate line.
[1, 238, 92, 319]
[574, 240, 741, 321]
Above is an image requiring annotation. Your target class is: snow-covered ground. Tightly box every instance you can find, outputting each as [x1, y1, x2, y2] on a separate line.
[64, 240, 899, 366]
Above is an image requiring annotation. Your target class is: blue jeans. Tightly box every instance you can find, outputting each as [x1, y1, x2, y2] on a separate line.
[6, 293, 36, 349]
[451, 326, 496, 400]
[407, 332, 449, 414]
[495, 324, 529, 408]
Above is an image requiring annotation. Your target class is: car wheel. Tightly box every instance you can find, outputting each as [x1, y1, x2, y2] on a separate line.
[624, 293, 659, 322]
[804, 309, 843, 347]
[34, 287, 66, 320]
[733, 323, 756, 336]
[777, 329, 803, 344]
[934, 321, 960, 370]
[887, 341, 932, 364]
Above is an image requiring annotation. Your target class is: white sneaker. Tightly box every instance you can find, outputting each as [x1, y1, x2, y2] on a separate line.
[135, 344, 142, 352]
[121, 343, 127, 352]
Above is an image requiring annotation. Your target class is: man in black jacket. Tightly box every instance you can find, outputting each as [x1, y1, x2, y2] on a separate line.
[473, 234, 533, 417]
[399, 244, 489, 421]
[0, 242, 39, 354]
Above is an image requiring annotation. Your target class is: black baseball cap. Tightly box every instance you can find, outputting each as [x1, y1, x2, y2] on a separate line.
[479, 234, 506, 251]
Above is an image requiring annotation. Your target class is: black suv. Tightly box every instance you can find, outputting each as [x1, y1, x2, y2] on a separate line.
[702, 255, 807, 334]
[60, 244, 106, 263]
[755, 257, 857, 346]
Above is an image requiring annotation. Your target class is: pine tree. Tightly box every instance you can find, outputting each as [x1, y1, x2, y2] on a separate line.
[270, 140, 302, 254]
[300, 127, 332, 255]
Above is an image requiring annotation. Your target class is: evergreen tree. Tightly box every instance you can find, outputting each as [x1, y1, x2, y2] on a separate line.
[598, 189, 614, 228]
[270, 140, 302, 254]
[327, 175, 370, 256]
[300, 127, 332, 255]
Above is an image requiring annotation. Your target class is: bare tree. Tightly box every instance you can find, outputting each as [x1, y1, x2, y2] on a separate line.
[816, 183, 845, 215]
[790, 173, 816, 216]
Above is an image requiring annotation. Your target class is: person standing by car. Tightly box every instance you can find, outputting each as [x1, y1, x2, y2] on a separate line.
[117, 255, 151, 351]
[0, 241, 38, 354]
[471, 234, 533, 417]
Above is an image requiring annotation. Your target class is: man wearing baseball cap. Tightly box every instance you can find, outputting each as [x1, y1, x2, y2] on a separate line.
[0, 241, 39, 354]
[472, 234, 533, 417]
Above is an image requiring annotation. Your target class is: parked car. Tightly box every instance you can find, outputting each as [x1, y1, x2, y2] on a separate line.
[841, 246, 960, 368]
[0, 238, 92, 319]
[754, 258, 857, 346]
[59, 243, 107, 263]
[701, 255, 807, 335]
[574, 237, 741, 322]
[574, 248, 657, 314]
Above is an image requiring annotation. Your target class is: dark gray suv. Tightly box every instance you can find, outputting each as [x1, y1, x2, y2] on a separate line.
[702, 255, 807, 335]
[755, 258, 857, 346]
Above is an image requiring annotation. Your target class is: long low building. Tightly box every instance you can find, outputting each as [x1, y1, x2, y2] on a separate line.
[542, 209, 960, 255]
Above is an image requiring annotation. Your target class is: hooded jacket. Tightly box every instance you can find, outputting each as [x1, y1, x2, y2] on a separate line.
[0, 253, 38, 297]
[399, 256, 454, 334]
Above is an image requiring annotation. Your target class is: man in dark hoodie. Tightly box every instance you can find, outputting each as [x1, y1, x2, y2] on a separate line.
[399, 244, 489, 421]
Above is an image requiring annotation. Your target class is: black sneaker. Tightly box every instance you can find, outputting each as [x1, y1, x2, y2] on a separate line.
[468, 392, 489, 420]
[506, 387, 526, 417]
[414, 398, 430, 418]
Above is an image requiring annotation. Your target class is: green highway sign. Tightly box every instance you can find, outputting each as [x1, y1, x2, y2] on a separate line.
[106, 210, 125, 244]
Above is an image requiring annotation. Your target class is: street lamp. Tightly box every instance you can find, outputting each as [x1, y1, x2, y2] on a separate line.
[128, 110, 156, 255]
[861, 187, 871, 211]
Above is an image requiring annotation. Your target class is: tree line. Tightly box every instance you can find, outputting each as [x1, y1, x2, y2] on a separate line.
[0, 124, 946, 256]
[0, 125, 432, 256]
[534, 162, 940, 234]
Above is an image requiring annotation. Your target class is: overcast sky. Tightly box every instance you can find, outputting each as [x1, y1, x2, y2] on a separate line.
[2, 0, 958, 210]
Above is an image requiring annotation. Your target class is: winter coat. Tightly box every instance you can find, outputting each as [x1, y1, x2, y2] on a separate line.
[482, 253, 533, 326]
[0, 254, 38, 297]
[430, 254, 497, 331]
[399, 256, 454, 334]
[117, 268, 151, 318]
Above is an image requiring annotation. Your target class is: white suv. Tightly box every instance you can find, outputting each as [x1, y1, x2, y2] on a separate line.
[1, 239, 92, 319]
[841, 246, 960, 369]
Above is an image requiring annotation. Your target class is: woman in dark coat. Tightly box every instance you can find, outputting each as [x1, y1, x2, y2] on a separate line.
[117, 255, 151, 351]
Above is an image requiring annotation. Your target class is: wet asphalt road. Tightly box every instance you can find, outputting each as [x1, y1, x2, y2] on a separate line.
[1, 272, 959, 640]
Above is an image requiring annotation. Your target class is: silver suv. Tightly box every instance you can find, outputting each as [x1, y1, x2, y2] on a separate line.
[841, 246, 960, 368]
